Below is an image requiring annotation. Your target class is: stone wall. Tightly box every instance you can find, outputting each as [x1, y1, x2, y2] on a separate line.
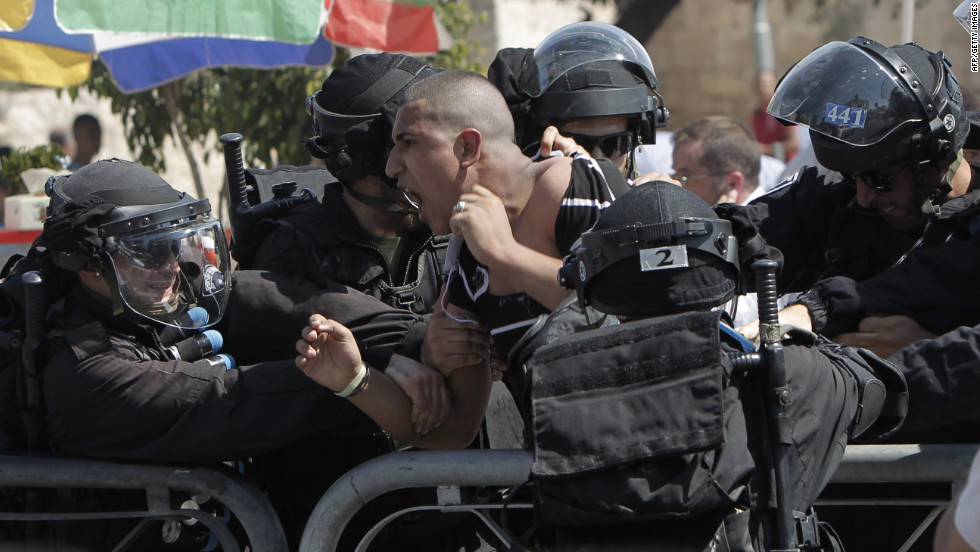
[643, 0, 980, 131]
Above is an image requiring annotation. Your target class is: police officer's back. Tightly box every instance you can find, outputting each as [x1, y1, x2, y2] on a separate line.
[514, 181, 905, 551]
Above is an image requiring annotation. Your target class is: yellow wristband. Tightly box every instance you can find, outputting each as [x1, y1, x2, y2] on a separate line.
[335, 362, 370, 398]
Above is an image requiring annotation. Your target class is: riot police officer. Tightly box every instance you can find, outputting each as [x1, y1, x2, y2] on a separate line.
[488, 21, 670, 178]
[247, 52, 448, 316]
[739, 37, 979, 334]
[736, 36, 980, 552]
[512, 181, 904, 551]
[0, 158, 430, 549]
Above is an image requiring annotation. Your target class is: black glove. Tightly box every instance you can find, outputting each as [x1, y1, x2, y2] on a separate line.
[713, 202, 784, 293]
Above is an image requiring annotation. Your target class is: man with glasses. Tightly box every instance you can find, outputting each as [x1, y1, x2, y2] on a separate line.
[671, 115, 762, 206]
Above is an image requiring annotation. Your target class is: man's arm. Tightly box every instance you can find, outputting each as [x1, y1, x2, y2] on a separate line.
[222, 270, 426, 365]
[884, 324, 980, 434]
[420, 289, 492, 376]
[449, 184, 571, 310]
[296, 315, 492, 449]
[44, 330, 371, 464]
[835, 315, 937, 359]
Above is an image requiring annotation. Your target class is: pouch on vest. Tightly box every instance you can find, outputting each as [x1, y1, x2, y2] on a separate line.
[784, 328, 907, 441]
[526, 310, 753, 527]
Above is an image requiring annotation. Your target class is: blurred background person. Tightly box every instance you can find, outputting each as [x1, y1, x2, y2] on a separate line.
[66, 113, 101, 171]
[670, 115, 765, 205]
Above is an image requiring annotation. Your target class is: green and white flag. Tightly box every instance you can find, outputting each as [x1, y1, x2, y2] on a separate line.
[54, 0, 324, 44]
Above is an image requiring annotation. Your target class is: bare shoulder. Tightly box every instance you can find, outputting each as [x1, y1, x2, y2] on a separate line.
[513, 157, 572, 249]
[531, 156, 574, 203]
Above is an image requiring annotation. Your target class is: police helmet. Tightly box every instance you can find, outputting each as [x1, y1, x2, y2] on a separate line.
[768, 37, 975, 204]
[515, 22, 669, 152]
[558, 181, 738, 317]
[305, 53, 435, 207]
[41, 159, 230, 329]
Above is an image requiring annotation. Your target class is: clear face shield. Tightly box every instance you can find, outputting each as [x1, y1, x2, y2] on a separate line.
[103, 218, 230, 330]
[766, 41, 926, 146]
[519, 22, 659, 98]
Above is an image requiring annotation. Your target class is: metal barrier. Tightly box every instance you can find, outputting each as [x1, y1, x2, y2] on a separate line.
[0, 453, 289, 551]
[299, 444, 979, 552]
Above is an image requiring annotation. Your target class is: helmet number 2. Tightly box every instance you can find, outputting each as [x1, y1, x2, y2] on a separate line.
[824, 103, 867, 129]
[639, 245, 689, 272]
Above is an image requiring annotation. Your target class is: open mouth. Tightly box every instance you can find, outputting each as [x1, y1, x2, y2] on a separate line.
[146, 281, 175, 292]
[401, 189, 422, 211]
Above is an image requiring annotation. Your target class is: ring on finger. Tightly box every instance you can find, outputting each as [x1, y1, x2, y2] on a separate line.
[454, 200, 467, 213]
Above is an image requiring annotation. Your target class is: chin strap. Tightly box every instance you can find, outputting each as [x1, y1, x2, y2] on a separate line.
[342, 185, 417, 214]
[917, 149, 961, 217]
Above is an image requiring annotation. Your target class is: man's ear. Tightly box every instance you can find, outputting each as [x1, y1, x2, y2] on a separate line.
[457, 128, 482, 168]
[78, 266, 102, 286]
[78, 264, 114, 299]
[718, 171, 745, 204]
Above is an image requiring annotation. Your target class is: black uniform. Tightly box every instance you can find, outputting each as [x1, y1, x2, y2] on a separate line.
[32, 270, 426, 548]
[42, 270, 424, 462]
[791, 189, 980, 338]
[748, 168, 980, 551]
[249, 182, 446, 315]
[746, 167, 973, 293]
[522, 311, 878, 552]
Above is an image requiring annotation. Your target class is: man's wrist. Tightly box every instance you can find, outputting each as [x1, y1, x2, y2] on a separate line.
[335, 362, 371, 398]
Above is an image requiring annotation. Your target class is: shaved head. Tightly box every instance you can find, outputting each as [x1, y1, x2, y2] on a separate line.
[403, 70, 515, 148]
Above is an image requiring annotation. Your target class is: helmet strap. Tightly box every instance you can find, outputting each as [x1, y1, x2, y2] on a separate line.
[626, 143, 638, 180]
[95, 258, 127, 317]
[342, 185, 416, 214]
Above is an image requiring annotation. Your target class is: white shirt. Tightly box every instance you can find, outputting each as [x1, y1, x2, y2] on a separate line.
[955, 447, 980, 551]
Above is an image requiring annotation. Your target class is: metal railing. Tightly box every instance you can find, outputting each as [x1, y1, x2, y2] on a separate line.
[0, 452, 289, 552]
[299, 444, 978, 552]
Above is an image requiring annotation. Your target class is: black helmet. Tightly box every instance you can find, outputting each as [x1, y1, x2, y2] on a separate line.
[558, 181, 738, 317]
[305, 53, 435, 210]
[492, 22, 669, 155]
[768, 37, 973, 208]
[41, 159, 230, 329]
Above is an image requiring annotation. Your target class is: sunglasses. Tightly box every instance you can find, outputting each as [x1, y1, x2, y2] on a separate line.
[671, 170, 731, 186]
[119, 240, 180, 270]
[842, 164, 907, 193]
[563, 131, 635, 158]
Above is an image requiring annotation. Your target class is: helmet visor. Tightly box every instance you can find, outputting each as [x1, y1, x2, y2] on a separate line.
[520, 22, 658, 98]
[105, 218, 230, 329]
[766, 41, 925, 146]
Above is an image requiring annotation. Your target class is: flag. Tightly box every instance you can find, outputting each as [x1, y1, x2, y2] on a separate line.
[95, 33, 335, 93]
[54, 0, 324, 44]
[0, 0, 92, 88]
[0, 0, 35, 32]
[323, 0, 452, 55]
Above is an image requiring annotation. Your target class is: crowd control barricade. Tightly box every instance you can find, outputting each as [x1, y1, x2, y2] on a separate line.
[299, 443, 978, 552]
[0, 452, 289, 551]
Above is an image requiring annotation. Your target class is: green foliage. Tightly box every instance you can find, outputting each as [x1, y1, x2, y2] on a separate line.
[0, 145, 65, 196]
[425, 0, 488, 73]
[73, 61, 327, 172]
